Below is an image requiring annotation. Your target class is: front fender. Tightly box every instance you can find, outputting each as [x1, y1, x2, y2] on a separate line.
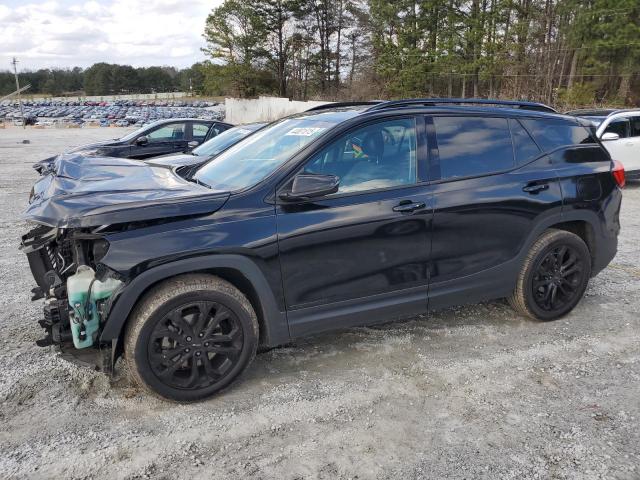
[99, 254, 290, 348]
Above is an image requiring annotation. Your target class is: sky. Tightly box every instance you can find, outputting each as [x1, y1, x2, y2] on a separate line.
[0, 0, 224, 72]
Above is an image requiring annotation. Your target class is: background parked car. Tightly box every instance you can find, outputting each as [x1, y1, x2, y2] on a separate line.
[567, 108, 640, 179]
[33, 118, 234, 173]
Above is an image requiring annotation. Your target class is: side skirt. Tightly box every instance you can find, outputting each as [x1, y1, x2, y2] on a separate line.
[287, 285, 428, 338]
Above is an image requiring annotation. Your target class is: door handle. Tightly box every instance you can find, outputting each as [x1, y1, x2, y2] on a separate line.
[523, 183, 549, 194]
[393, 201, 426, 213]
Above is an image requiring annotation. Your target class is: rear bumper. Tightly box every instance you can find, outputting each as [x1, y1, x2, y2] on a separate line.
[591, 187, 622, 277]
[592, 232, 617, 277]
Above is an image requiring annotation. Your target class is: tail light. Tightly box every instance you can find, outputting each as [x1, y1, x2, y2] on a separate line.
[612, 160, 625, 188]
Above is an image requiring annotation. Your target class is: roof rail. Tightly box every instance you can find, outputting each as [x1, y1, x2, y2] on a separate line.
[367, 98, 557, 113]
[305, 101, 382, 112]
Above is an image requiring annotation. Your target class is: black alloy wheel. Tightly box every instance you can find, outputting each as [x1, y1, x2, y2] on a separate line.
[125, 274, 258, 402]
[509, 229, 591, 320]
[148, 301, 243, 390]
[531, 245, 585, 313]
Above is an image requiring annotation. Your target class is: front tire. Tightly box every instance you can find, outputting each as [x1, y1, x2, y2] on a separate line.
[509, 229, 591, 321]
[124, 274, 258, 402]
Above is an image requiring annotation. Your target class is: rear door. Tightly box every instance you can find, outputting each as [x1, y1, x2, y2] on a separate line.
[276, 116, 433, 337]
[427, 114, 563, 310]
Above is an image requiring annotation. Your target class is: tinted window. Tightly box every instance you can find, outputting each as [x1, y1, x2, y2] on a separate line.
[521, 119, 595, 152]
[303, 118, 417, 193]
[510, 119, 541, 165]
[193, 123, 210, 141]
[629, 117, 640, 137]
[147, 123, 185, 142]
[434, 116, 514, 179]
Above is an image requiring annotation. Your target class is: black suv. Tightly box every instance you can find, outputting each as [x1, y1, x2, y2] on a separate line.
[21, 99, 624, 402]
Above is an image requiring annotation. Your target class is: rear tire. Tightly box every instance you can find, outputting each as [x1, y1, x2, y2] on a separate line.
[124, 274, 258, 402]
[508, 229, 591, 321]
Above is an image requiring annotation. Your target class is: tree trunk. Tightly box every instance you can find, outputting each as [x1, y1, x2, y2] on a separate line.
[567, 47, 579, 89]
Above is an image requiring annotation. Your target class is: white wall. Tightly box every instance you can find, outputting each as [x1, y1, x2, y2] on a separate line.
[225, 96, 331, 124]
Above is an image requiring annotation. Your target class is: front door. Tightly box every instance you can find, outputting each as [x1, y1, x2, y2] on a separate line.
[275, 117, 433, 337]
[130, 122, 188, 159]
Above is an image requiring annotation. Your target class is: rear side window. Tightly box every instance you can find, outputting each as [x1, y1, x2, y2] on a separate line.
[193, 123, 210, 141]
[433, 116, 514, 179]
[521, 119, 595, 152]
[510, 119, 541, 165]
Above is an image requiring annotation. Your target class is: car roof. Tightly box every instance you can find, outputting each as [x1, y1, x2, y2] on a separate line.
[293, 102, 576, 124]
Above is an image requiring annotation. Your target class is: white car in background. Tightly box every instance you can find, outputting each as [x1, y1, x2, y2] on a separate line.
[568, 109, 640, 179]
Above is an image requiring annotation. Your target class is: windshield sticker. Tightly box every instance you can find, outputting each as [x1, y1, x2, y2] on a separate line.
[285, 127, 326, 136]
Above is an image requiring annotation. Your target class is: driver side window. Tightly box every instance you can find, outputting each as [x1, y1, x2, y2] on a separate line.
[303, 118, 417, 194]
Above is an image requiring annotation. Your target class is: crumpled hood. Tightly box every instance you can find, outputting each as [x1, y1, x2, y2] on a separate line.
[34, 140, 123, 174]
[24, 154, 229, 228]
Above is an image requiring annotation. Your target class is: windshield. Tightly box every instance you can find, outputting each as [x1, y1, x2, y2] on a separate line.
[192, 124, 263, 157]
[194, 116, 342, 192]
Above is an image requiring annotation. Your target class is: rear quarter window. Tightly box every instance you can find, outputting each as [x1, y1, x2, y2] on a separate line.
[521, 119, 595, 152]
[433, 116, 514, 179]
[510, 119, 541, 165]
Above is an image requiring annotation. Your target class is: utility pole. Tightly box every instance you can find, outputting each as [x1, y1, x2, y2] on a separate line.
[11, 57, 25, 129]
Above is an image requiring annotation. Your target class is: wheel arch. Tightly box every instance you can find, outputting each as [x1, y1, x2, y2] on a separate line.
[545, 219, 596, 264]
[100, 255, 290, 350]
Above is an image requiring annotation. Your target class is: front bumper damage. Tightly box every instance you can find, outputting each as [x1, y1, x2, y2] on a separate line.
[21, 225, 121, 374]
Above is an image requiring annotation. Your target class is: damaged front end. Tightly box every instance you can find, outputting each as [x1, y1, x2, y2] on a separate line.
[21, 224, 123, 373]
[20, 154, 230, 374]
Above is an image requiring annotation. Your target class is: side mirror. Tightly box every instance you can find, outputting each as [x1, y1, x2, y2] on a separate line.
[601, 132, 620, 141]
[187, 140, 200, 149]
[279, 174, 340, 201]
[136, 135, 149, 146]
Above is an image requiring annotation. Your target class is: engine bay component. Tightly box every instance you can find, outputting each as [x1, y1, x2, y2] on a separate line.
[67, 265, 122, 349]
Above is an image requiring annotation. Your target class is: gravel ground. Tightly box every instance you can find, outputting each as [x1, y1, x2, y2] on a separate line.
[0, 127, 639, 480]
